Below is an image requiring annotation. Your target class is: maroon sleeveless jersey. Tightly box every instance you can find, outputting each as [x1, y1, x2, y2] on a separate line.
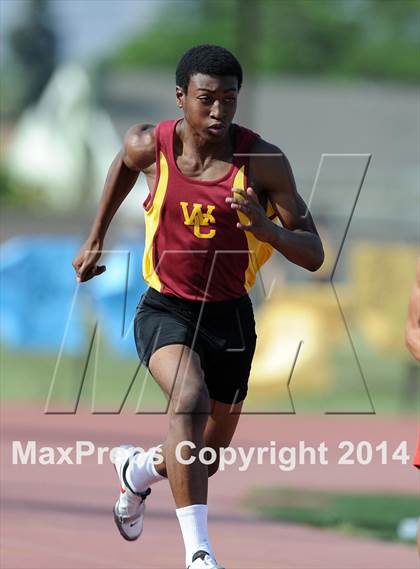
[142, 119, 278, 301]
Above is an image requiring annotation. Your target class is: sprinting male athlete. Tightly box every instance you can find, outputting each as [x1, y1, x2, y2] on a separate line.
[72, 44, 324, 569]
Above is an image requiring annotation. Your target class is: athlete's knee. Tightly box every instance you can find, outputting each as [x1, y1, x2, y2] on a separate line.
[170, 383, 210, 417]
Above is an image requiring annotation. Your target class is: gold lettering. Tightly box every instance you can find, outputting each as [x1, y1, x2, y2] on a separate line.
[179, 202, 216, 238]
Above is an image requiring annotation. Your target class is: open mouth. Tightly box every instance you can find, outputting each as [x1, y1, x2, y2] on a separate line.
[207, 124, 226, 136]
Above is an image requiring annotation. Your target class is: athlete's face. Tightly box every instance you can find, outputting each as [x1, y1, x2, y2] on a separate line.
[176, 73, 238, 141]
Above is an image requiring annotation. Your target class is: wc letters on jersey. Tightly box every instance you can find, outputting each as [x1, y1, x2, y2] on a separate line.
[180, 201, 216, 239]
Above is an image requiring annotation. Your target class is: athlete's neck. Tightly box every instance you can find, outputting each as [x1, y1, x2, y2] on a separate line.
[176, 119, 233, 166]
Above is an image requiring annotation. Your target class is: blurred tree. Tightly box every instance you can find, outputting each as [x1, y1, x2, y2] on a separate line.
[9, 0, 57, 109]
[259, 0, 361, 73]
[105, 0, 419, 83]
[234, 0, 261, 126]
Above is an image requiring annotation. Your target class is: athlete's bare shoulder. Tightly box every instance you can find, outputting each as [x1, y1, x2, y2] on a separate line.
[247, 136, 287, 195]
[249, 136, 285, 176]
[122, 123, 156, 172]
[250, 136, 282, 155]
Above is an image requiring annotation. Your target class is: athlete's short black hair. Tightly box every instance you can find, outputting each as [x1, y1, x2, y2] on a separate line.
[176, 44, 243, 93]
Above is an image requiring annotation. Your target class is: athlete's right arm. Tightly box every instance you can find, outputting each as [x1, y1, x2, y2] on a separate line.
[72, 124, 155, 282]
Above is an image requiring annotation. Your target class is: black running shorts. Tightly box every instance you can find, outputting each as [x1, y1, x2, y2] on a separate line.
[134, 287, 257, 405]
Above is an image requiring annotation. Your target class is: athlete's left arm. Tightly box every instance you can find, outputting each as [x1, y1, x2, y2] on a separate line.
[226, 138, 324, 272]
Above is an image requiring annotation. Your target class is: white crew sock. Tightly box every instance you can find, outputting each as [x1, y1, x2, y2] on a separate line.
[126, 445, 165, 494]
[176, 504, 215, 568]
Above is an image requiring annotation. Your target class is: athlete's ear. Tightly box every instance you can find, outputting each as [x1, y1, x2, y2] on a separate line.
[175, 86, 185, 109]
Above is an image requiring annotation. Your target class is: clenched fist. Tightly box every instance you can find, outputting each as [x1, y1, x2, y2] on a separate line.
[72, 239, 106, 283]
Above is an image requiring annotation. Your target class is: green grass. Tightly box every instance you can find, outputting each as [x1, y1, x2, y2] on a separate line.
[0, 343, 168, 413]
[244, 332, 418, 415]
[245, 487, 419, 543]
[0, 336, 417, 416]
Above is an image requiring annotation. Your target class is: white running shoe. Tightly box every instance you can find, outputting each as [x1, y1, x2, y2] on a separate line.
[188, 550, 225, 569]
[113, 444, 151, 541]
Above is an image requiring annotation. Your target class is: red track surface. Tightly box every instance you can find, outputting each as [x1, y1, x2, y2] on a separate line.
[1, 405, 418, 568]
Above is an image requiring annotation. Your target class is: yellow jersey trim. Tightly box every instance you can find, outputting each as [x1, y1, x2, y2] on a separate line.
[233, 166, 277, 292]
[142, 151, 169, 291]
